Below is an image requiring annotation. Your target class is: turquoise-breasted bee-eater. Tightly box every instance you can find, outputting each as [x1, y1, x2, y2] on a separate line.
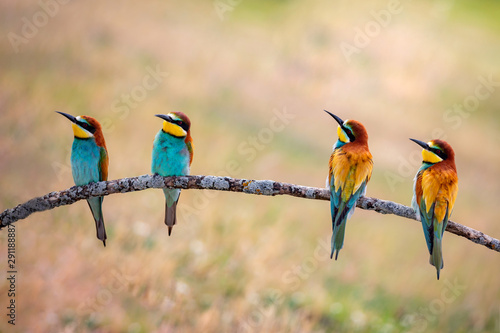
[56, 111, 109, 246]
[151, 112, 193, 236]
[410, 138, 458, 280]
[325, 110, 373, 260]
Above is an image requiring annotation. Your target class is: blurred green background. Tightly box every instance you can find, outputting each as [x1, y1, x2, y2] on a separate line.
[1, 0, 500, 332]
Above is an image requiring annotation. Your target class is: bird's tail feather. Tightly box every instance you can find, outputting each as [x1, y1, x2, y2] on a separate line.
[165, 200, 177, 236]
[87, 197, 107, 247]
[95, 217, 107, 247]
[430, 237, 444, 280]
[163, 189, 180, 236]
[331, 220, 347, 260]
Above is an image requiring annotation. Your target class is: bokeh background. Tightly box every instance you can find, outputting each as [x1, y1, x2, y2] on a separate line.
[1, 0, 500, 332]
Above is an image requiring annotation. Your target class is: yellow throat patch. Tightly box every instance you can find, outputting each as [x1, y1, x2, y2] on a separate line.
[163, 120, 187, 137]
[337, 125, 349, 143]
[72, 123, 93, 139]
[422, 148, 443, 164]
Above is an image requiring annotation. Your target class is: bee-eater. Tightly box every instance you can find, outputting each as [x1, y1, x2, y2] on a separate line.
[56, 111, 109, 246]
[151, 112, 193, 236]
[325, 110, 373, 260]
[410, 139, 458, 280]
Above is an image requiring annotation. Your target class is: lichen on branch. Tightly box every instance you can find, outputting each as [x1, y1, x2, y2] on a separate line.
[0, 175, 498, 253]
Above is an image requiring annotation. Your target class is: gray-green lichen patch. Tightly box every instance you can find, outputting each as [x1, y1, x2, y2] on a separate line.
[243, 180, 274, 195]
[200, 176, 230, 190]
[200, 175, 216, 188]
[150, 174, 165, 189]
[174, 176, 189, 188]
[213, 177, 230, 190]
[106, 180, 122, 192]
[90, 181, 108, 196]
[136, 174, 153, 190]
[305, 188, 317, 199]
[117, 178, 132, 191]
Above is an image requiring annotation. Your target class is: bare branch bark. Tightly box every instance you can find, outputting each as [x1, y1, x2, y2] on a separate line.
[1, 175, 498, 253]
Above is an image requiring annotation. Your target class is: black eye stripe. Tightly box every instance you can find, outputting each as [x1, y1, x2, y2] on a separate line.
[174, 119, 189, 132]
[343, 126, 355, 142]
[78, 121, 96, 134]
[431, 147, 447, 159]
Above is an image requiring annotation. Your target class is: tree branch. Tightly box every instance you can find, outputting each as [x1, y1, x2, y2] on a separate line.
[1, 175, 498, 253]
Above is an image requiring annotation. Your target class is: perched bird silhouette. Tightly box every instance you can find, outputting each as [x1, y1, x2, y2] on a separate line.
[151, 112, 193, 236]
[56, 111, 109, 246]
[325, 111, 373, 260]
[410, 139, 458, 280]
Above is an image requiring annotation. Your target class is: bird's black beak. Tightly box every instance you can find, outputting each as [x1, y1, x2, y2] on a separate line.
[155, 114, 172, 123]
[55, 111, 78, 124]
[410, 138, 430, 151]
[324, 110, 344, 127]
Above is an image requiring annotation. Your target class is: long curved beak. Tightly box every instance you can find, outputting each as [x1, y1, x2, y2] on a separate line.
[410, 138, 430, 150]
[324, 110, 344, 126]
[55, 111, 77, 124]
[155, 114, 172, 123]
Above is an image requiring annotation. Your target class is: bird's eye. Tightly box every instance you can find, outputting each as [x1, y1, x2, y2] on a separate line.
[432, 147, 447, 159]
[345, 128, 355, 142]
[79, 122, 96, 134]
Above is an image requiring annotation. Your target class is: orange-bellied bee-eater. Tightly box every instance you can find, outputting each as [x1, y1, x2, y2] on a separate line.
[56, 111, 109, 246]
[325, 110, 373, 260]
[151, 112, 193, 236]
[410, 139, 458, 280]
